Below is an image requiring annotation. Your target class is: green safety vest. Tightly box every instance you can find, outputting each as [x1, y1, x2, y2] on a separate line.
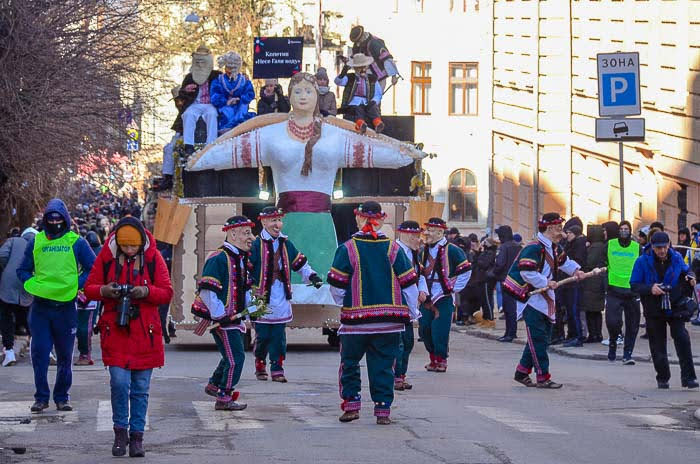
[607, 239, 639, 289]
[24, 231, 80, 302]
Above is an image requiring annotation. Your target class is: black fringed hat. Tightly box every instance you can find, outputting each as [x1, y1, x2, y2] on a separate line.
[350, 25, 364, 42]
[354, 201, 386, 219]
[258, 206, 285, 220]
[222, 215, 255, 232]
[397, 220, 422, 234]
[424, 217, 447, 230]
[538, 212, 564, 228]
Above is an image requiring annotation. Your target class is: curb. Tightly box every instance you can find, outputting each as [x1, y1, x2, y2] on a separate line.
[454, 326, 700, 366]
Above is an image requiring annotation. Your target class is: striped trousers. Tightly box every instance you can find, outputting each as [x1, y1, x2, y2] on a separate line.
[516, 305, 553, 382]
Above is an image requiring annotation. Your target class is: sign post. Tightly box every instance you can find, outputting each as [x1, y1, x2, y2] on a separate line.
[596, 52, 643, 221]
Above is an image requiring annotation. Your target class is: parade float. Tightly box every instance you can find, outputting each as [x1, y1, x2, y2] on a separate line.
[155, 38, 442, 348]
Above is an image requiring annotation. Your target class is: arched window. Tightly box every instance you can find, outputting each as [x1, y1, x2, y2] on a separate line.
[448, 169, 477, 222]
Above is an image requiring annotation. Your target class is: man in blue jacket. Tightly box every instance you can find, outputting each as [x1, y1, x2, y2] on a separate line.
[630, 231, 697, 390]
[17, 199, 95, 412]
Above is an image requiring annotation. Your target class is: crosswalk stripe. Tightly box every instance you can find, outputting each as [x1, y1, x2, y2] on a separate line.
[618, 413, 679, 427]
[96, 400, 149, 431]
[286, 403, 337, 428]
[469, 406, 568, 434]
[192, 401, 265, 430]
[0, 402, 36, 432]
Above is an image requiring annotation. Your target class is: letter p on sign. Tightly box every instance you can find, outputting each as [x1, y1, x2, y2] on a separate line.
[602, 73, 635, 106]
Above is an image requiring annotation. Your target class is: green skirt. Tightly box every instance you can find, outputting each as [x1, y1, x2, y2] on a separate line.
[283, 212, 337, 284]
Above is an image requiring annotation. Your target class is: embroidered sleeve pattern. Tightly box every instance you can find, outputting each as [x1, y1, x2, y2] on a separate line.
[327, 267, 350, 288]
[198, 276, 223, 292]
[396, 268, 418, 288]
[290, 252, 308, 272]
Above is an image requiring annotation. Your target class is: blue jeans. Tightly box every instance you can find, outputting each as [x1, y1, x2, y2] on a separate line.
[109, 367, 152, 432]
[28, 300, 77, 403]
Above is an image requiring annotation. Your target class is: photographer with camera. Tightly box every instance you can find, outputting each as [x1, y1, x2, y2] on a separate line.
[630, 232, 698, 390]
[84, 217, 173, 457]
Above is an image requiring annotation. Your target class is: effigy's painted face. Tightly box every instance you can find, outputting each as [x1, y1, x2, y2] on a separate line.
[290, 79, 318, 113]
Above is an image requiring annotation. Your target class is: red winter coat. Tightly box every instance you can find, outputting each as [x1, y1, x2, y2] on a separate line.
[85, 220, 173, 370]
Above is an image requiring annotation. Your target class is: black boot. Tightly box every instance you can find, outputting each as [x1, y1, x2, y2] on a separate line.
[112, 426, 129, 457]
[129, 431, 145, 457]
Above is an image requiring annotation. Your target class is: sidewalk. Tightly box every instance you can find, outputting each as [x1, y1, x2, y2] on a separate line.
[454, 315, 700, 366]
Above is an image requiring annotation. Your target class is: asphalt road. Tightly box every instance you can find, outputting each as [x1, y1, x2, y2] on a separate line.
[1, 328, 698, 464]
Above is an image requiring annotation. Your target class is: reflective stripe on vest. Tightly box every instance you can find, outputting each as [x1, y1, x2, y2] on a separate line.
[24, 231, 80, 302]
[607, 239, 639, 289]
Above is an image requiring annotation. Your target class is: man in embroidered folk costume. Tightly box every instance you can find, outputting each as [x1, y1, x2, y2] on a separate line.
[191, 216, 255, 411]
[419, 218, 471, 373]
[210, 51, 256, 132]
[334, 53, 384, 134]
[178, 45, 221, 155]
[504, 213, 586, 389]
[327, 202, 420, 425]
[349, 25, 400, 92]
[393, 221, 429, 391]
[249, 206, 323, 382]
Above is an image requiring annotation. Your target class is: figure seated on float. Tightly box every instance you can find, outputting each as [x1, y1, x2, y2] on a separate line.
[210, 51, 256, 133]
[257, 78, 291, 115]
[334, 53, 384, 134]
[179, 45, 221, 155]
[186, 72, 426, 306]
[315, 68, 337, 117]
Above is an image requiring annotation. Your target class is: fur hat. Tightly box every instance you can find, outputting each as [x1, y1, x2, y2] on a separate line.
[354, 201, 385, 219]
[258, 206, 284, 220]
[222, 215, 254, 232]
[424, 217, 447, 230]
[217, 51, 242, 69]
[397, 220, 422, 234]
[348, 53, 374, 68]
[192, 44, 211, 56]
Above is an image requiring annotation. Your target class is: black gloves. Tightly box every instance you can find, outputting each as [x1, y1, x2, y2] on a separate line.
[309, 274, 323, 289]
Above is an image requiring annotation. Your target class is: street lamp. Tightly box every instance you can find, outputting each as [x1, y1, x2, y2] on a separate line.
[185, 12, 200, 23]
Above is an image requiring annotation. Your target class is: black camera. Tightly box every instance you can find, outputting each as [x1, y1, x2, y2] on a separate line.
[115, 284, 140, 327]
[659, 284, 673, 317]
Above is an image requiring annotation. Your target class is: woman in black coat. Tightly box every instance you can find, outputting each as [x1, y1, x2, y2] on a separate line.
[580, 225, 606, 342]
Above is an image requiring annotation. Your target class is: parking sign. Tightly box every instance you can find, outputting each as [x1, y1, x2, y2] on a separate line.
[597, 52, 640, 116]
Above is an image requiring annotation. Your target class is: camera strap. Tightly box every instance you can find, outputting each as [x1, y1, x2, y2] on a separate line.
[103, 254, 156, 284]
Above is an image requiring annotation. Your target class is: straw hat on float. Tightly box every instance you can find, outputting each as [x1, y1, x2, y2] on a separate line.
[347, 53, 374, 68]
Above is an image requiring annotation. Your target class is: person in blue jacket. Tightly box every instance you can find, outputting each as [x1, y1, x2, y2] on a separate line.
[17, 198, 95, 412]
[630, 231, 698, 390]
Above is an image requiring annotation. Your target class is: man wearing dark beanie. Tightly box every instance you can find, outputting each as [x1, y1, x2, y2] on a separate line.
[603, 220, 641, 364]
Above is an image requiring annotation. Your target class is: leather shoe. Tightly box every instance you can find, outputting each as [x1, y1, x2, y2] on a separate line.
[56, 401, 73, 411]
[30, 401, 49, 413]
[657, 381, 670, 389]
[497, 336, 514, 343]
[563, 338, 583, 348]
[339, 411, 360, 422]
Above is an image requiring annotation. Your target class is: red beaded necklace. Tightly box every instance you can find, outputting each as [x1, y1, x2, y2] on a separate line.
[287, 117, 316, 140]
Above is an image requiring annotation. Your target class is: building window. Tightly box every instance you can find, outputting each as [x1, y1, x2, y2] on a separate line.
[411, 61, 431, 115]
[449, 62, 478, 115]
[415, 0, 424, 12]
[448, 169, 478, 222]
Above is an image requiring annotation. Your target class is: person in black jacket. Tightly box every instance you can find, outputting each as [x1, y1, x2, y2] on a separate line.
[562, 221, 587, 347]
[256, 79, 291, 116]
[493, 225, 522, 342]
